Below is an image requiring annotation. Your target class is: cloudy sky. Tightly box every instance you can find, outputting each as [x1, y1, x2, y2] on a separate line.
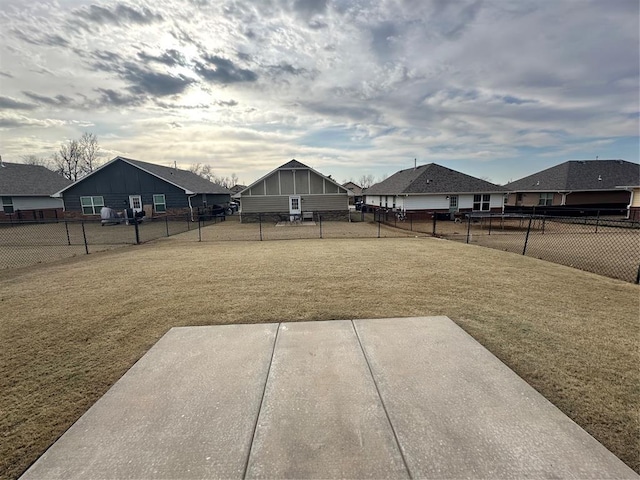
[0, 0, 638, 186]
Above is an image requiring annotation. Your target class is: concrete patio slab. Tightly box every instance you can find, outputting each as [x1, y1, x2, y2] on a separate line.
[354, 316, 637, 479]
[245, 320, 408, 479]
[21, 324, 278, 480]
[21, 317, 638, 480]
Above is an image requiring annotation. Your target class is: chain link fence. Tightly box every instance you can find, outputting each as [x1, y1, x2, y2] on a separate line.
[3, 209, 639, 283]
[377, 209, 640, 283]
[0, 215, 195, 270]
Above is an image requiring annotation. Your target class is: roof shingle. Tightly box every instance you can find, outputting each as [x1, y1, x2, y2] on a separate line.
[123, 158, 231, 194]
[365, 164, 506, 195]
[505, 160, 640, 191]
[0, 162, 71, 196]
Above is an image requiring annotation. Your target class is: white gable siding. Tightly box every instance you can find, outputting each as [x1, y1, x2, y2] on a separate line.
[12, 196, 64, 210]
[405, 195, 449, 210]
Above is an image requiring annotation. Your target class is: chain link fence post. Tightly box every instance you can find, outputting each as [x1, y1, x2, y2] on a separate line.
[488, 214, 492, 235]
[319, 215, 323, 239]
[65, 220, 71, 246]
[432, 212, 437, 236]
[198, 218, 202, 242]
[81, 220, 89, 254]
[595, 210, 600, 234]
[133, 217, 140, 244]
[466, 214, 471, 243]
[378, 215, 381, 238]
[259, 213, 263, 241]
[165, 215, 169, 237]
[522, 215, 533, 255]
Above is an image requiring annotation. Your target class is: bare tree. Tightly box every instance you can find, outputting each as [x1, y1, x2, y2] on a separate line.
[190, 164, 237, 188]
[79, 132, 100, 174]
[358, 174, 375, 188]
[53, 140, 82, 181]
[20, 154, 52, 169]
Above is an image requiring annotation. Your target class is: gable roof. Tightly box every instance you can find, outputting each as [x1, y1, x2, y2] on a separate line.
[53, 157, 231, 196]
[237, 159, 347, 195]
[0, 162, 71, 196]
[505, 160, 640, 192]
[342, 182, 363, 195]
[365, 164, 506, 195]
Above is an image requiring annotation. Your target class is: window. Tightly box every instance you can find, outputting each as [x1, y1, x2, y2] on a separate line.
[80, 196, 104, 215]
[2, 196, 14, 214]
[153, 194, 167, 213]
[538, 193, 553, 206]
[449, 195, 458, 208]
[473, 194, 490, 211]
[291, 197, 299, 210]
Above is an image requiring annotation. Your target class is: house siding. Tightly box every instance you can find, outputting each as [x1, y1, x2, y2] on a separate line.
[241, 196, 289, 213]
[62, 160, 190, 214]
[240, 194, 347, 214]
[0, 196, 65, 221]
[565, 190, 630, 205]
[11, 196, 65, 210]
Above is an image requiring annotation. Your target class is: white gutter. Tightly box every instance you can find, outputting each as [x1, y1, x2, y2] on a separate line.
[188, 193, 197, 221]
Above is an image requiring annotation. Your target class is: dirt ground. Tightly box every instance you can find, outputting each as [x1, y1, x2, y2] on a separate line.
[0, 236, 638, 479]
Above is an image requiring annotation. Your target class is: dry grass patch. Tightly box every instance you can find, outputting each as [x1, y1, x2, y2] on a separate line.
[0, 236, 638, 478]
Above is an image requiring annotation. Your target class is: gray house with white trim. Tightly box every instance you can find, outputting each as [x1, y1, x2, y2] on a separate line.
[364, 163, 506, 216]
[53, 157, 231, 218]
[0, 162, 70, 221]
[236, 160, 349, 222]
[504, 160, 639, 210]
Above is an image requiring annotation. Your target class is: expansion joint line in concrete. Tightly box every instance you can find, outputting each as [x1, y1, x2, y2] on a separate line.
[242, 322, 281, 480]
[350, 320, 413, 480]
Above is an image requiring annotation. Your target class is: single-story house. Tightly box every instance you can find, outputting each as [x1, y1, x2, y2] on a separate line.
[236, 159, 349, 222]
[504, 160, 639, 212]
[53, 156, 231, 219]
[0, 162, 70, 221]
[342, 181, 363, 205]
[364, 163, 506, 216]
[229, 184, 247, 195]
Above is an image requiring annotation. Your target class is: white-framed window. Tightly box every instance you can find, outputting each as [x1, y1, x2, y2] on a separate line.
[291, 197, 299, 210]
[473, 194, 490, 211]
[80, 196, 104, 215]
[538, 193, 553, 206]
[449, 195, 458, 208]
[2, 196, 14, 214]
[153, 194, 167, 213]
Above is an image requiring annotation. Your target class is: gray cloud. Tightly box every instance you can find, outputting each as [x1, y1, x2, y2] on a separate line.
[95, 88, 143, 107]
[123, 64, 195, 96]
[269, 63, 309, 76]
[293, 0, 328, 17]
[0, 96, 37, 110]
[138, 49, 186, 67]
[88, 50, 195, 97]
[74, 3, 163, 26]
[0, 72, 13, 78]
[195, 55, 258, 84]
[10, 29, 71, 48]
[370, 22, 399, 58]
[22, 92, 74, 106]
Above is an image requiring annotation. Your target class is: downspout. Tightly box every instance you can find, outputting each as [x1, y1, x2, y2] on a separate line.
[188, 193, 197, 221]
[626, 188, 634, 219]
[560, 191, 571, 206]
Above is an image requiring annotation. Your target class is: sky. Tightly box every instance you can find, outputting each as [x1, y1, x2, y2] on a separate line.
[0, 0, 638, 186]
